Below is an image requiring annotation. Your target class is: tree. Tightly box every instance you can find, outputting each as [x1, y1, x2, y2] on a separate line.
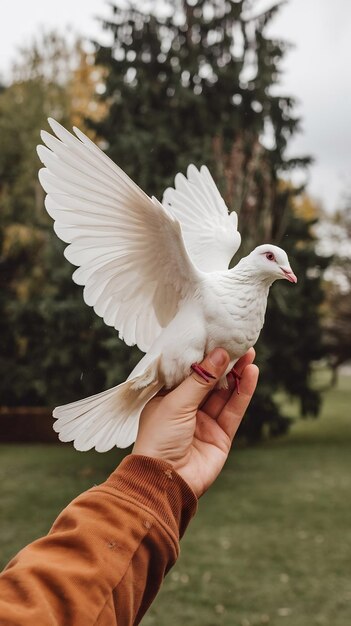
[89, 0, 331, 439]
[318, 202, 351, 384]
[0, 32, 114, 407]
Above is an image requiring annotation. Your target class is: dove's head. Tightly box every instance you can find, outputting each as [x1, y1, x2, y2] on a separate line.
[248, 244, 297, 284]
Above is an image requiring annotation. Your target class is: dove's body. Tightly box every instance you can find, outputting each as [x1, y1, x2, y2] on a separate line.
[203, 269, 271, 366]
[149, 268, 270, 389]
[37, 119, 296, 452]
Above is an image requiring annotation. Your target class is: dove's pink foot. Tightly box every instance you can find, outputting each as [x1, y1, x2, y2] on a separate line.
[191, 363, 216, 383]
[228, 367, 241, 394]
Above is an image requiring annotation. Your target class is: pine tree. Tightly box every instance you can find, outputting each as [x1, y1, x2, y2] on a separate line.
[320, 202, 351, 385]
[89, 0, 331, 440]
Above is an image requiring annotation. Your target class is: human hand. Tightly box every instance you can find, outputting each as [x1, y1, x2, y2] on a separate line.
[132, 348, 259, 497]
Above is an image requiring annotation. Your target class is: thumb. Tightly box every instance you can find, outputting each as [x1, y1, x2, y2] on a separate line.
[168, 348, 230, 410]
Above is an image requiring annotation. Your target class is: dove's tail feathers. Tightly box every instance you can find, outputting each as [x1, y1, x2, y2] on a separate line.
[53, 360, 162, 452]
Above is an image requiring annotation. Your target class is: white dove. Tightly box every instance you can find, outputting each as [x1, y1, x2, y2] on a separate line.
[36, 118, 297, 452]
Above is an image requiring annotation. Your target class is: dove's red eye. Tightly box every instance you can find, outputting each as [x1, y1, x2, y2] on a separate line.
[265, 252, 275, 261]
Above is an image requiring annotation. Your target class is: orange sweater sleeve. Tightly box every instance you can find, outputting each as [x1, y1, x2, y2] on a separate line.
[0, 455, 197, 626]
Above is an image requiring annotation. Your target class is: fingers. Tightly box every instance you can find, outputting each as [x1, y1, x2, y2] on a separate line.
[217, 363, 259, 442]
[233, 347, 256, 379]
[166, 348, 230, 411]
[202, 348, 256, 419]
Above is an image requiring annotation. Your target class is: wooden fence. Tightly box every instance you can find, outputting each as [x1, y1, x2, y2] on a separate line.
[0, 407, 57, 443]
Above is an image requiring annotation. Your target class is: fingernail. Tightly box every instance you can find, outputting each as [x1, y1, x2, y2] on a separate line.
[209, 348, 228, 367]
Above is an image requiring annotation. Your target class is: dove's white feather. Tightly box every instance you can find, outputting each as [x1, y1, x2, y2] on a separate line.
[54, 355, 162, 451]
[52, 301, 209, 452]
[162, 164, 241, 271]
[37, 120, 296, 452]
[37, 119, 201, 353]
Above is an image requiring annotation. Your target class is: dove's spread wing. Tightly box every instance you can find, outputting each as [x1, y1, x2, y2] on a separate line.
[37, 119, 200, 353]
[162, 164, 241, 272]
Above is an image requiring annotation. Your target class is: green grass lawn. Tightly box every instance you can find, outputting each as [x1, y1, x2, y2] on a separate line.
[1, 374, 351, 626]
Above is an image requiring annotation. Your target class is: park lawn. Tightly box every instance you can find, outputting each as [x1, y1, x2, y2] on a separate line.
[0, 374, 350, 626]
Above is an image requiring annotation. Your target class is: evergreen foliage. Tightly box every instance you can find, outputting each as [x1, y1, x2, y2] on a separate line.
[89, 0, 330, 439]
[0, 4, 332, 442]
[0, 33, 123, 407]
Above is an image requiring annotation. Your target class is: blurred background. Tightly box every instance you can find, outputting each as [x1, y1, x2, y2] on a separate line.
[0, 1, 350, 624]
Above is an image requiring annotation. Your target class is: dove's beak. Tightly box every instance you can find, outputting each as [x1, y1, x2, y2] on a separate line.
[280, 266, 297, 283]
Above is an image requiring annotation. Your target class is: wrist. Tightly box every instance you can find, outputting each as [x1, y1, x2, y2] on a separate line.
[109, 455, 198, 537]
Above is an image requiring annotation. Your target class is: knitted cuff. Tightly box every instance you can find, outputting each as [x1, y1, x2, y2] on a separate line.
[106, 455, 198, 538]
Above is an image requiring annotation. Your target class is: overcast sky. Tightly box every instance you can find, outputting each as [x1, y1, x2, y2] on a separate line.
[1, 0, 350, 212]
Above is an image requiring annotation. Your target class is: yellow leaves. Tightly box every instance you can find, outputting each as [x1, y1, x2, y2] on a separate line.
[294, 192, 321, 221]
[2, 223, 43, 257]
[277, 180, 321, 221]
[2, 223, 46, 301]
[68, 48, 108, 139]
[3, 224, 31, 255]
[294, 240, 306, 250]
[15, 281, 30, 302]
[16, 336, 28, 357]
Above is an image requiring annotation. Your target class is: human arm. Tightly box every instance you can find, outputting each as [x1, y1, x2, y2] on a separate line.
[0, 348, 258, 626]
[0, 455, 196, 626]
